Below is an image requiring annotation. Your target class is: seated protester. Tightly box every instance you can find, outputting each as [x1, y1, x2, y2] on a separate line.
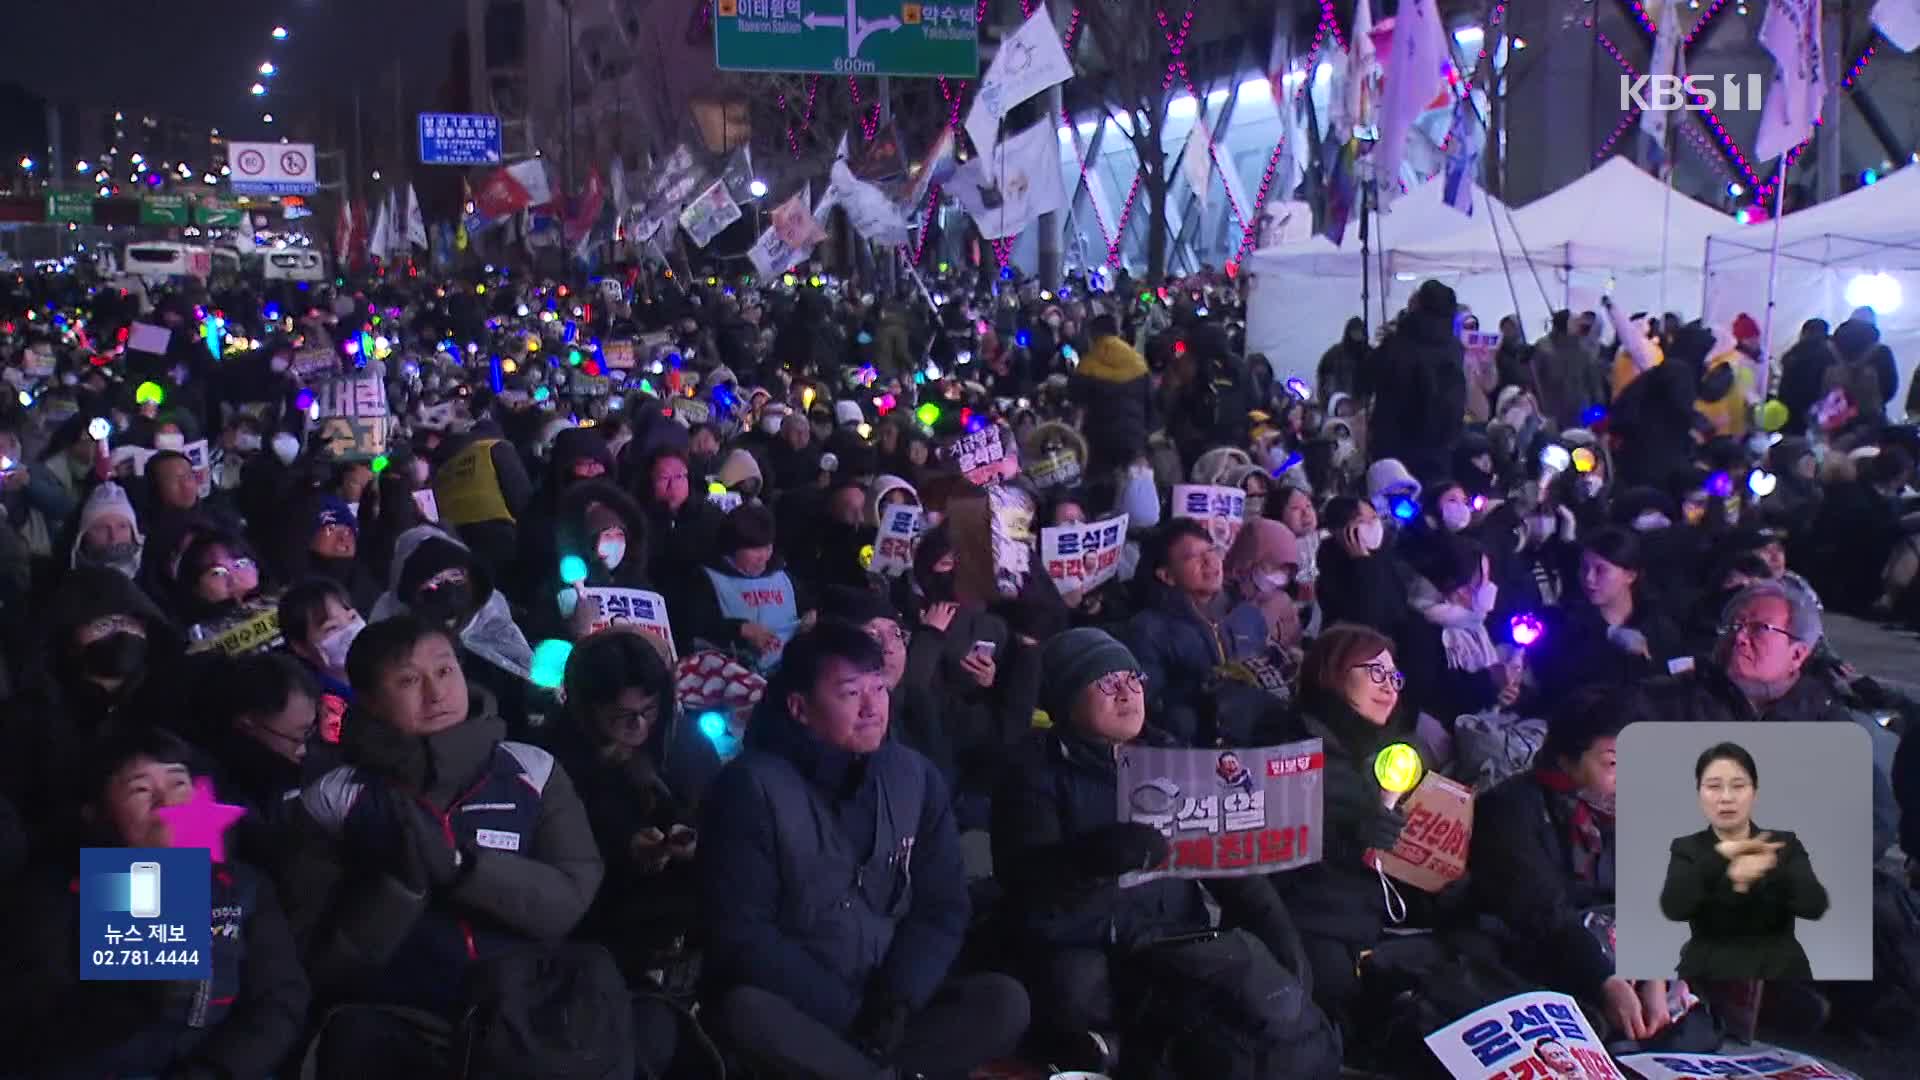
[171, 531, 280, 656]
[1472, 688, 1702, 1046]
[1639, 582, 1899, 863]
[285, 616, 616, 1070]
[285, 495, 383, 615]
[1315, 495, 1404, 636]
[992, 629, 1339, 1076]
[1397, 533, 1517, 726]
[779, 475, 871, 595]
[1264, 625, 1423, 1027]
[1120, 519, 1268, 745]
[68, 480, 145, 582]
[678, 502, 813, 673]
[280, 578, 366, 737]
[0, 566, 185, 854]
[138, 449, 247, 599]
[820, 584, 963, 812]
[1224, 516, 1306, 656]
[509, 427, 618, 607]
[548, 630, 720, 981]
[897, 525, 1023, 739]
[0, 728, 310, 1079]
[1481, 490, 1580, 621]
[370, 525, 541, 733]
[207, 653, 335, 840]
[1682, 551, 1774, 657]
[1533, 528, 1688, 700]
[697, 623, 1030, 1080]
[634, 447, 726, 585]
[715, 446, 767, 501]
[537, 479, 650, 642]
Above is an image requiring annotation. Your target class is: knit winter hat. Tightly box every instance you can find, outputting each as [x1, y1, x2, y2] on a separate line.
[1366, 457, 1421, 501]
[396, 535, 478, 600]
[1040, 627, 1139, 724]
[76, 481, 142, 542]
[835, 399, 865, 426]
[1731, 313, 1762, 341]
[311, 496, 358, 539]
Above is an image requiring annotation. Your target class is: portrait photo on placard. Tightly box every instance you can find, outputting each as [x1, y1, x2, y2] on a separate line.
[1614, 721, 1873, 982]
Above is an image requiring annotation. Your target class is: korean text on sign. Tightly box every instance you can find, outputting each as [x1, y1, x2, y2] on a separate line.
[949, 425, 1011, 483]
[582, 588, 677, 663]
[1423, 990, 1621, 1080]
[1617, 1050, 1847, 1080]
[1369, 772, 1473, 894]
[1039, 513, 1128, 594]
[1171, 483, 1246, 550]
[1116, 739, 1324, 887]
[870, 505, 923, 578]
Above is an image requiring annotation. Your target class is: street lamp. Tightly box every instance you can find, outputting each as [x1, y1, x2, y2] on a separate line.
[748, 178, 769, 198]
[251, 83, 267, 96]
[262, 113, 274, 124]
[18, 156, 34, 171]
[271, 26, 288, 40]
[259, 61, 276, 76]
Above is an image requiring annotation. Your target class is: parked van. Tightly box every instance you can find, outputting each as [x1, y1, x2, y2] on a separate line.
[124, 242, 212, 280]
[261, 248, 327, 282]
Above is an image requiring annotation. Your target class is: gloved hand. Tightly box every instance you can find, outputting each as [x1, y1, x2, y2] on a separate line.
[1606, 624, 1651, 659]
[851, 991, 911, 1063]
[1556, 505, 1579, 543]
[1076, 822, 1171, 878]
[1363, 806, 1411, 853]
[395, 802, 464, 891]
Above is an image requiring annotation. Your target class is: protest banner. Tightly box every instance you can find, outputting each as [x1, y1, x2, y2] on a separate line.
[187, 607, 283, 657]
[870, 504, 923, 577]
[602, 339, 636, 370]
[1116, 739, 1324, 887]
[1618, 1048, 1849, 1080]
[181, 439, 212, 499]
[1172, 483, 1247, 551]
[582, 587, 676, 662]
[1368, 772, 1473, 893]
[1023, 448, 1083, 489]
[1039, 513, 1127, 595]
[945, 423, 1018, 486]
[411, 489, 440, 523]
[291, 347, 338, 379]
[679, 179, 742, 248]
[1424, 990, 1619, 1080]
[312, 374, 391, 460]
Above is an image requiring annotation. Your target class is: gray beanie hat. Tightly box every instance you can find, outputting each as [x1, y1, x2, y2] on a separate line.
[1040, 627, 1139, 723]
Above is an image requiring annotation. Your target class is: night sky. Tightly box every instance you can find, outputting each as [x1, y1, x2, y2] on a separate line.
[8, 0, 464, 133]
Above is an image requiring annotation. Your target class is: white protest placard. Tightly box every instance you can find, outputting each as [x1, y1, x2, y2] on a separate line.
[22, 344, 56, 378]
[671, 397, 711, 427]
[412, 489, 441, 523]
[1368, 773, 1472, 893]
[313, 374, 392, 460]
[127, 322, 173, 355]
[870, 504, 923, 577]
[1424, 991, 1620, 1080]
[291, 347, 338, 379]
[181, 439, 212, 498]
[582, 587, 676, 662]
[1116, 739, 1324, 887]
[1172, 483, 1246, 551]
[1039, 513, 1127, 595]
[1618, 1048, 1850, 1080]
[111, 445, 158, 478]
[679, 179, 742, 249]
[598, 278, 627, 304]
[602, 340, 636, 371]
[1462, 329, 1501, 395]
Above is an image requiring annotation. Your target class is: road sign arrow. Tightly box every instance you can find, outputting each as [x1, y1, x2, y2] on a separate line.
[851, 15, 901, 55]
[802, 12, 845, 29]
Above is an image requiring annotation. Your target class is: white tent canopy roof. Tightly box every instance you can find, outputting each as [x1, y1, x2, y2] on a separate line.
[1244, 172, 1511, 278]
[1705, 165, 1920, 271]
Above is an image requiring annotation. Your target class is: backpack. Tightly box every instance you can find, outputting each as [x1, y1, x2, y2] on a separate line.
[1356, 930, 1540, 1078]
[453, 943, 637, 1080]
[1119, 928, 1343, 1080]
[1451, 709, 1547, 791]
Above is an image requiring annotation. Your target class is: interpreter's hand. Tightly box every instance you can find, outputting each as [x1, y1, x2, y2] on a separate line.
[630, 827, 672, 873]
[960, 651, 997, 689]
[1636, 979, 1673, 1039]
[739, 622, 781, 655]
[1719, 834, 1784, 893]
[1601, 976, 1652, 1041]
[921, 600, 958, 633]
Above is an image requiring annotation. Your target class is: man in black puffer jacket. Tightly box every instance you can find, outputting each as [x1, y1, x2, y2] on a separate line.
[1368, 280, 1467, 484]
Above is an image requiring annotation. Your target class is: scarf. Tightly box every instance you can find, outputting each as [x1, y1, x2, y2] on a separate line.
[1535, 766, 1614, 887]
[1407, 575, 1501, 673]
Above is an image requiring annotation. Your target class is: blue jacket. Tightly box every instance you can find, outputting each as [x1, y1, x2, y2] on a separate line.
[1121, 585, 1268, 744]
[697, 697, 968, 1032]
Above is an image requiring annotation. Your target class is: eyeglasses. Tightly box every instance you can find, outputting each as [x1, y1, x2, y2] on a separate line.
[866, 624, 910, 648]
[200, 557, 256, 579]
[1353, 662, 1406, 691]
[1093, 670, 1146, 697]
[1720, 620, 1796, 644]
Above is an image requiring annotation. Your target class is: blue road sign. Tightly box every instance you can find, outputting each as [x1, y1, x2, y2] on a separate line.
[419, 113, 503, 166]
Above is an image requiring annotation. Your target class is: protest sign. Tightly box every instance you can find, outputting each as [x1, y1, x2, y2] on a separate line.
[1023, 448, 1083, 489]
[582, 587, 676, 662]
[870, 504, 923, 577]
[679, 179, 742, 249]
[127, 322, 172, 355]
[111, 445, 158, 478]
[771, 187, 828, 249]
[187, 607, 283, 657]
[291, 347, 337, 379]
[412, 489, 440, 523]
[1116, 739, 1324, 887]
[1172, 483, 1246, 551]
[602, 339, 636, 370]
[671, 397, 711, 426]
[1462, 330, 1501, 397]
[1039, 513, 1127, 595]
[707, 490, 742, 513]
[22, 344, 55, 378]
[945, 423, 1017, 486]
[1618, 1048, 1848, 1080]
[312, 374, 391, 460]
[181, 439, 212, 499]
[1424, 991, 1619, 1080]
[1368, 773, 1472, 893]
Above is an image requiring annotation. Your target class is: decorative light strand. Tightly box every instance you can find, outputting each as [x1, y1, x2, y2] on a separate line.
[1157, 7, 1250, 240]
[1320, 0, 1347, 52]
[1478, 2, 1509, 61]
[1234, 9, 1335, 260]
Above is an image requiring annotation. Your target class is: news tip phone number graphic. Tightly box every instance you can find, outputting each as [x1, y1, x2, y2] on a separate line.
[90, 947, 202, 967]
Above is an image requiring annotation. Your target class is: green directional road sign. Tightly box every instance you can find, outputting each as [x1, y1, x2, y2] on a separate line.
[714, 0, 978, 77]
[196, 198, 246, 228]
[141, 194, 191, 226]
[46, 191, 95, 224]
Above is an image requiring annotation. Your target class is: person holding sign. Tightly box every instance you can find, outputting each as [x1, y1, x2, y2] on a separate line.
[681, 505, 812, 673]
[536, 482, 651, 643]
[991, 628, 1339, 1077]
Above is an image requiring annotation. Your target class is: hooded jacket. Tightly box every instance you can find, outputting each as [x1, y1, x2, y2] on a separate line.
[1070, 334, 1155, 469]
[1120, 579, 1269, 746]
[531, 479, 652, 640]
[372, 526, 533, 683]
[696, 693, 968, 1033]
[1367, 284, 1467, 482]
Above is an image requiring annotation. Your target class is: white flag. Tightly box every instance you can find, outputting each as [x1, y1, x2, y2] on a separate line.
[368, 196, 394, 261]
[1183, 117, 1213, 209]
[1873, 0, 1920, 50]
[949, 120, 1067, 240]
[506, 158, 553, 207]
[1641, 0, 1684, 145]
[964, 2, 1076, 155]
[405, 185, 428, 249]
[1372, 0, 1446, 197]
[1344, 0, 1379, 139]
[1755, 0, 1826, 161]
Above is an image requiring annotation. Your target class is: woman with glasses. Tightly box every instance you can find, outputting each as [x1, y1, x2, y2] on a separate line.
[1265, 624, 1425, 1030]
[172, 530, 286, 662]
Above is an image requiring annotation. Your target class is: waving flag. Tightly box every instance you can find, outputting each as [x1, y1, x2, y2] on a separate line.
[1755, 0, 1826, 160]
[1442, 98, 1479, 216]
[1642, 0, 1684, 146]
[1372, 0, 1447, 200]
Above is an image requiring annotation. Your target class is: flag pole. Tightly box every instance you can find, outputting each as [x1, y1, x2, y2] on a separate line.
[1658, 121, 1675, 317]
[1758, 153, 1790, 376]
[1359, 179, 1373, 338]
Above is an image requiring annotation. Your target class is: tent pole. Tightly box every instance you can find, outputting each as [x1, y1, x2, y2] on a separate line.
[1759, 154, 1789, 386]
[1360, 180, 1373, 338]
[1658, 109, 1675, 317]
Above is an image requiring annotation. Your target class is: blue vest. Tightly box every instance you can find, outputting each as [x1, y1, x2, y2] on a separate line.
[739, 741, 926, 1021]
[303, 741, 554, 1011]
[704, 565, 801, 671]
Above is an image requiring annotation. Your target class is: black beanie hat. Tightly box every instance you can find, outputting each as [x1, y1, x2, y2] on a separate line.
[820, 585, 900, 627]
[1039, 627, 1139, 724]
[397, 536, 479, 600]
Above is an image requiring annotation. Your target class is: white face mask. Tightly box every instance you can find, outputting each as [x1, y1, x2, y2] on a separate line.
[596, 531, 626, 570]
[317, 615, 366, 673]
[1356, 519, 1385, 552]
[1253, 569, 1291, 594]
[272, 432, 301, 465]
[1472, 579, 1499, 615]
[1526, 514, 1557, 544]
[760, 415, 784, 436]
[235, 432, 263, 453]
[1440, 502, 1473, 532]
[1632, 510, 1672, 532]
[154, 432, 185, 452]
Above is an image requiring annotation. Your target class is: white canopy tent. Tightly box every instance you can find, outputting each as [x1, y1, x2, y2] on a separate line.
[1703, 165, 1920, 406]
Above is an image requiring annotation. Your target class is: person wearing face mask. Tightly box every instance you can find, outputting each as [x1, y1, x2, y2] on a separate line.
[67, 480, 146, 583]
[372, 525, 540, 734]
[541, 481, 651, 641]
[1224, 517, 1306, 659]
[1315, 496, 1402, 637]
[1365, 458, 1423, 539]
[281, 578, 365, 734]
[546, 630, 721, 983]
[1399, 534, 1520, 724]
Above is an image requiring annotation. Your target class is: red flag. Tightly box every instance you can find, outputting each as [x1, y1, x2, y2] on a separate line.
[334, 201, 356, 267]
[473, 160, 553, 220]
[563, 167, 606, 248]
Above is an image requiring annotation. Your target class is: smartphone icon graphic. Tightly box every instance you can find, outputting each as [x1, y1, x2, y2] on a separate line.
[129, 862, 162, 919]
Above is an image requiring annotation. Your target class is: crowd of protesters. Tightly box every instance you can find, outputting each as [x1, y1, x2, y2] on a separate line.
[0, 251, 1914, 1079]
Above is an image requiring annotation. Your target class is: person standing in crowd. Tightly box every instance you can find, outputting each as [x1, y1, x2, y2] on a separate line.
[698, 623, 1030, 1079]
[1366, 280, 1467, 484]
[1318, 316, 1369, 405]
[1068, 313, 1155, 481]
